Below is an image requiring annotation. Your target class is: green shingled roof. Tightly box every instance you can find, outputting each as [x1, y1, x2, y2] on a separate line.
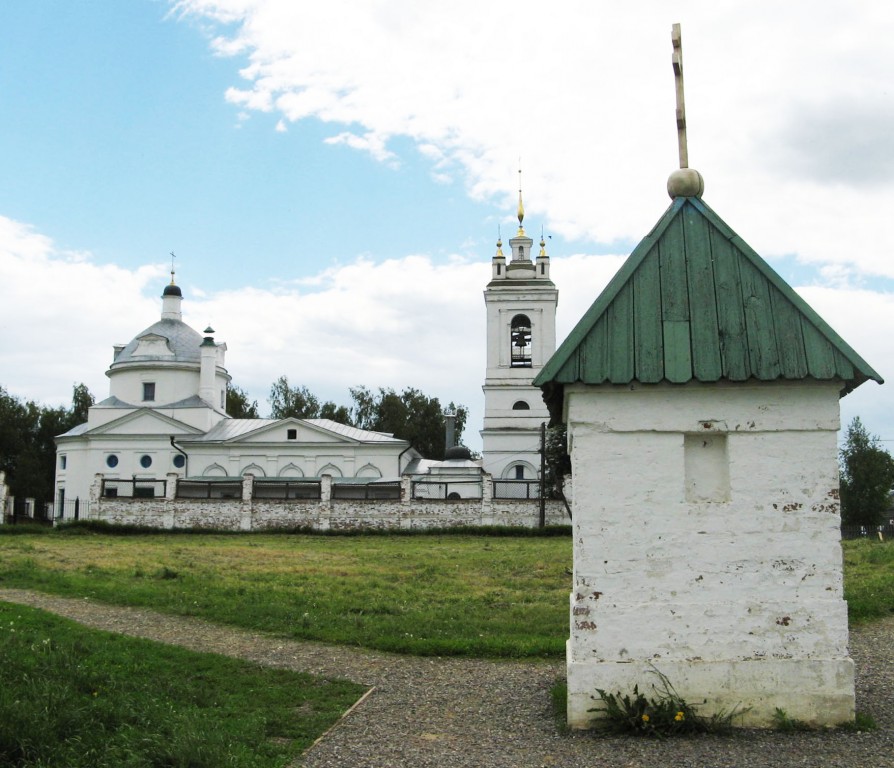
[534, 196, 882, 419]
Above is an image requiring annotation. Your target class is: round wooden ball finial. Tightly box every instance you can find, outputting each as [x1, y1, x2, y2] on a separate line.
[667, 167, 705, 199]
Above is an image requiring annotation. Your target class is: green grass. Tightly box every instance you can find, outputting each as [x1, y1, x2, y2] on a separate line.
[0, 528, 573, 658]
[0, 530, 890, 662]
[0, 601, 366, 768]
[842, 538, 894, 623]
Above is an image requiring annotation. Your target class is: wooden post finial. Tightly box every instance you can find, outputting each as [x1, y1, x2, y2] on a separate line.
[672, 22, 688, 170]
[667, 23, 704, 199]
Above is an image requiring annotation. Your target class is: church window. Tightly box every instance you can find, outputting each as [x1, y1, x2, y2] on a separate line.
[139, 454, 152, 469]
[512, 400, 530, 410]
[106, 454, 119, 468]
[514, 465, 526, 480]
[518, 246, 524, 259]
[173, 454, 185, 469]
[60, 455, 67, 469]
[287, 429, 297, 440]
[510, 314, 532, 367]
[142, 382, 156, 401]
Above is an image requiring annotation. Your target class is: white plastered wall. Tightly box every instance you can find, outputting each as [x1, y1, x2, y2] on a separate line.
[564, 380, 854, 728]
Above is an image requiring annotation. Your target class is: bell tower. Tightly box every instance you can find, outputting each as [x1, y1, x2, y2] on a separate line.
[481, 176, 558, 479]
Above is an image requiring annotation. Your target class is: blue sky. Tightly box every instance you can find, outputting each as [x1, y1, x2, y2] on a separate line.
[2, 1, 893, 451]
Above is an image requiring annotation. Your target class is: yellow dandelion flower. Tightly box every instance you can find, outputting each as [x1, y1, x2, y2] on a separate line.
[641, 714, 650, 722]
[675, 711, 684, 721]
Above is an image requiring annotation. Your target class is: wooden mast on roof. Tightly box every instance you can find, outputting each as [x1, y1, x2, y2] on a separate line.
[667, 23, 704, 199]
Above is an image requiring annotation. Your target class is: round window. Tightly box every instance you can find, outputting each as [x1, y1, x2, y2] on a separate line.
[139, 455, 152, 469]
[173, 454, 185, 468]
[106, 455, 119, 468]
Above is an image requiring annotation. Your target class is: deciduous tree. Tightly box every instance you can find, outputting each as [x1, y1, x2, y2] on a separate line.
[840, 416, 894, 528]
[0, 383, 94, 503]
[226, 384, 260, 419]
[349, 386, 468, 460]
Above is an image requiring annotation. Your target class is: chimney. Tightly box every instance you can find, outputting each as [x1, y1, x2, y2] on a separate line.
[444, 410, 456, 454]
[199, 327, 217, 406]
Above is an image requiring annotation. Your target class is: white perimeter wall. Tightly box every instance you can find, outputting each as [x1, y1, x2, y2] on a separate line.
[564, 380, 854, 728]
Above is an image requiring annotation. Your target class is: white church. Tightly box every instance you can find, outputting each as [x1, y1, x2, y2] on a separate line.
[53, 195, 557, 511]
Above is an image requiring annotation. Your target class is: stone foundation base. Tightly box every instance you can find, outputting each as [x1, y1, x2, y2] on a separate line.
[567, 647, 855, 729]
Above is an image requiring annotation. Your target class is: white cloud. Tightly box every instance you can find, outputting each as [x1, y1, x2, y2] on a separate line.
[173, 0, 894, 283]
[0, 216, 163, 407]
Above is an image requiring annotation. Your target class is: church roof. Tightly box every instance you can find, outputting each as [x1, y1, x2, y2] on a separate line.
[534, 195, 882, 420]
[185, 418, 405, 444]
[110, 318, 204, 368]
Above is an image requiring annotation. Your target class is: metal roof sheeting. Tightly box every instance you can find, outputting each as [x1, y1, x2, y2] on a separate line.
[535, 196, 882, 417]
[184, 418, 404, 444]
[110, 319, 204, 367]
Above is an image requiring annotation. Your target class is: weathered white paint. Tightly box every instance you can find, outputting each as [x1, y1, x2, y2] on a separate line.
[564, 380, 854, 728]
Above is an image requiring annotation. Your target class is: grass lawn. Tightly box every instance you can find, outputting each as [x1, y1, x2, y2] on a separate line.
[2, 527, 891, 659]
[842, 537, 894, 623]
[0, 526, 574, 658]
[0, 600, 366, 768]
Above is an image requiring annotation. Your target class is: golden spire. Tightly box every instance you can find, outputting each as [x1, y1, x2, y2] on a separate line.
[495, 226, 504, 258]
[539, 226, 547, 257]
[516, 166, 525, 236]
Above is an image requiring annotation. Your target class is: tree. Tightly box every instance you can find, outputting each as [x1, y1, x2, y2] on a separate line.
[0, 383, 95, 503]
[70, 382, 94, 423]
[543, 423, 571, 498]
[267, 376, 350, 424]
[349, 386, 468, 460]
[840, 416, 894, 528]
[226, 384, 259, 419]
[268, 376, 321, 419]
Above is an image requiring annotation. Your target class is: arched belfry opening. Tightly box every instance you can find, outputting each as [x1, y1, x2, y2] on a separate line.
[510, 314, 533, 367]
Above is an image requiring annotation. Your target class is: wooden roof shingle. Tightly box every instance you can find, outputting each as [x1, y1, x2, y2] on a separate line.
[534, 196, 882, 420]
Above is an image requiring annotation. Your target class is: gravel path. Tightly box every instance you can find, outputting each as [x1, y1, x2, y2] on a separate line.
[2, 588, 892, 767]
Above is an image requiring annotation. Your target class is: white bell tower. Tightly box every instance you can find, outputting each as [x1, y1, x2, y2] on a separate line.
[481, 177, 558, 480]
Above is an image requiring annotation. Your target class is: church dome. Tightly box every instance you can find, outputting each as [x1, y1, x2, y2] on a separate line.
[162, 282, 183, 297]
[110, 318, 204, 368]
[444, 445, 473, 461]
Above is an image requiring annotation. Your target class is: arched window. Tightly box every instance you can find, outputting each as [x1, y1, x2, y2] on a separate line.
[512, 400, 530, 410]
[510, 314, 532, 367]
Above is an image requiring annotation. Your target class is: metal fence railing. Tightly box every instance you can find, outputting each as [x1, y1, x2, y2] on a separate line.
[175, 480, 243, 500]
[252, 480, 322, 500]
[101, 479, 167, 499]
[332, 481, 401, 501]
[841, 523, 894, 541]
[411, 479, 483, 500]
[493, 479, 541, 500]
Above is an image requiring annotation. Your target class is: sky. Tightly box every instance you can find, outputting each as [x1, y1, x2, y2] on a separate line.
[1, 0, 893, 453]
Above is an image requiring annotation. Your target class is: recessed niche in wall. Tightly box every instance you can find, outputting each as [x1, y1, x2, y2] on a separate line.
[684, 433, 730, 503]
